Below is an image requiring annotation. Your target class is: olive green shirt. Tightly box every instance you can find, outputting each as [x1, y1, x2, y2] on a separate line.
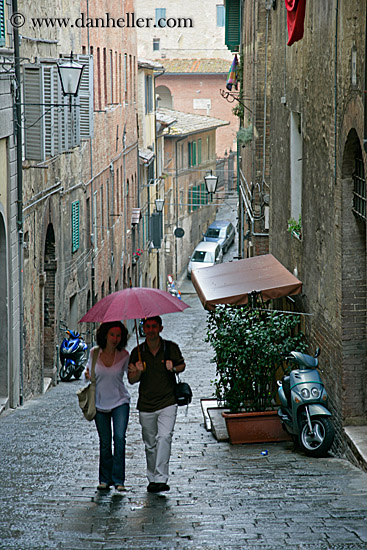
[130, 339, 184, 412]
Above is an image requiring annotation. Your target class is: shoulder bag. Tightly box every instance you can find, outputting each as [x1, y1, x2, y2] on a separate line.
[76, 347, 99, 421]
[163, 339, 192, 407]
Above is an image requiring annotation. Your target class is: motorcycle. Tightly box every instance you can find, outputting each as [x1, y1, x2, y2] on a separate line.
[277, 347, 335, 457]
[59, 327, 88, 382]
[167, 274, 181, 300]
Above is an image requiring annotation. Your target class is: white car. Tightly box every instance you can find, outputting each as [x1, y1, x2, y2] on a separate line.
[187, 241, 223, 279]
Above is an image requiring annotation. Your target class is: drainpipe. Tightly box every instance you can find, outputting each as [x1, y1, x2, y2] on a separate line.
[174, 137, 185, 280]
[364, 1, 367, 153]
[13, 0, 23, 405]
[334, 0, 339, 181]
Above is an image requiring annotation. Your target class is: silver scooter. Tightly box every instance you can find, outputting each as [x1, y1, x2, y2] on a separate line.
[277, 348, 335, 457]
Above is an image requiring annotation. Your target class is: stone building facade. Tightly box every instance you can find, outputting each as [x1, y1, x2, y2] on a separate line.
[237, 0, 272, 259]
[269, 0, 367, 450]
[4, 0, 139, 406]
[0, 0, 20, 410]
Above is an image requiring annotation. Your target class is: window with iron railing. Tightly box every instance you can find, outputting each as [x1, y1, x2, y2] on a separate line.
[352, 157, 366, 221]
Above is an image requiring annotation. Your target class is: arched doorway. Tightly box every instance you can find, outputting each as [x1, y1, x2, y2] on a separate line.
[0, 214, 8, 403]
[341, 129, 367, 422]
[156, 85, 173, 109]
[43, 224, 57, 381]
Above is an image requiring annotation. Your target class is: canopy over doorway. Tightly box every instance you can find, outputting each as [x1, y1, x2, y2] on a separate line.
[191, 254, 302, 311]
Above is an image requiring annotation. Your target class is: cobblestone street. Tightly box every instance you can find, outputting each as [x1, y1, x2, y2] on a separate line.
[1, 284, 367, 549]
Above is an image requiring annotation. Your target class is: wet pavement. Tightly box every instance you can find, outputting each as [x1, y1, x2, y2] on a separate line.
[1, 196, 367, 549]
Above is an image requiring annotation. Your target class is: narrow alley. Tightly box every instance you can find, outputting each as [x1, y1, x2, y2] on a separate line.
[1, 274, 367, 549]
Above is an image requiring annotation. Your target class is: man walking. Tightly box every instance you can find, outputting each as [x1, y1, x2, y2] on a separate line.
[128, 316, 185, 493]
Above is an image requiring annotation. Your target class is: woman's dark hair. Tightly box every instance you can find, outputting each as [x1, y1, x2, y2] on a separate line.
[96, 321, 128, 350]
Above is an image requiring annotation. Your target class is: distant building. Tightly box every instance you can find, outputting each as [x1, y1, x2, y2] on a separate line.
[158, 107, 229, 279]
[134, 0, 231, 61]
[156, 58, 239, 159]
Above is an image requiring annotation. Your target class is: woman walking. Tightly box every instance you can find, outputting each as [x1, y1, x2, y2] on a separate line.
[84, 321, 130, 492]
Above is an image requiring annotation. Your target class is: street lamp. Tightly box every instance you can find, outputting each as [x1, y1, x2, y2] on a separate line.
[204, 169, 218, 196]
[155, 197, 165, 212]
[57, 52, 84, 110]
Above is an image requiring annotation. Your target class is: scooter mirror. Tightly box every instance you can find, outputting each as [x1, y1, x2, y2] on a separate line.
[315, 347, 320, 358]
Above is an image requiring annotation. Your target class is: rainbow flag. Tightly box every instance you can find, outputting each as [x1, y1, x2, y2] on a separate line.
[226, 54, 239, 91]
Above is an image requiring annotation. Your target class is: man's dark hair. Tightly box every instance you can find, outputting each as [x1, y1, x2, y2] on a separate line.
[142, 316, 163, 327]
[96, 321, 128, 350]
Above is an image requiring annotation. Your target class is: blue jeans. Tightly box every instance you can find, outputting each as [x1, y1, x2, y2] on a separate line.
[95, 403, 129, 487]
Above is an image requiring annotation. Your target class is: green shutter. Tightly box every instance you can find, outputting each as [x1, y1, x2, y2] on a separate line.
[192, 141, 197, 166]
[188, 142, 192, 167]
[198, 139, 202, 165]
[0, 0, 5, 47]
[72, 201, 80, 253]
[225, 0, 241, 52]
[201, 182, 206, 205]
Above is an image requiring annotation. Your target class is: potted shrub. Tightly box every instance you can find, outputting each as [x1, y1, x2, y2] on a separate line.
[206, 305, 307, 443]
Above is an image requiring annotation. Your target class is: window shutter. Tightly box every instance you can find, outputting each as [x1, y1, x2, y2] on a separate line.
[225, 0, 241, 52]
[72, 201, 80, 253]
[0, 0, 5, 47]
[43, 65, 60, 158]
[77, 54, 94, 139]
[192, 141, 197, 166]
[198, 139, 202, 164]
[24, 65, 45, 161]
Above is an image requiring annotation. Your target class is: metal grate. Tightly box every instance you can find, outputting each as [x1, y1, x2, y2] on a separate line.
[352, 157, 366, 221]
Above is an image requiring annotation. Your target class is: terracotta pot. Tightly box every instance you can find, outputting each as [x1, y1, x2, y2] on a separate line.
[222, 409, 292, 445]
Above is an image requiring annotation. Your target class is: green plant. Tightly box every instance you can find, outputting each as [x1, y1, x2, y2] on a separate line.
[237, 124, 253, 146]
[287, 215, 302, 238]
[232, 102, 245, 120]
[206, 305, 306, 413]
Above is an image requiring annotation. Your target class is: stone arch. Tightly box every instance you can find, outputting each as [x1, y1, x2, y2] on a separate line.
[156, 85, 173, 109]
[0, 212, 8, 403]
[341, 128, 367, 422]
[43, 223, 57, 381]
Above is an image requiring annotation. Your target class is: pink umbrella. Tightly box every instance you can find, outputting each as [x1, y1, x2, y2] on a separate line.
[79, 287, 189, 323]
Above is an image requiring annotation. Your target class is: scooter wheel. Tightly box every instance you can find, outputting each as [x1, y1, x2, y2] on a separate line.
[59, 363, 73, 382]
[299, 417, 335, 458]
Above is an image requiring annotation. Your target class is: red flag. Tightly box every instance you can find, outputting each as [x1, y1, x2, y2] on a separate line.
[285, 0, 307, 46]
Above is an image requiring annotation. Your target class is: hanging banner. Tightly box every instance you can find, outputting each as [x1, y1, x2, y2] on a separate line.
[285, 0, 307, 47]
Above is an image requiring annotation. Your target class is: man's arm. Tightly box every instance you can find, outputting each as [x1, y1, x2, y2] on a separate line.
[128, 361, 144, 384]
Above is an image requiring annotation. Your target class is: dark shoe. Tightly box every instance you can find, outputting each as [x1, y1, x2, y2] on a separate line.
[97, 482, 111, 491]
[115, 485, 127, 492]
[156, 483, 170, 492]
[147, 482, 159, 493]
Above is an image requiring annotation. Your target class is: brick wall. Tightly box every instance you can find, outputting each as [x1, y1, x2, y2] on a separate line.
[269, 0, 367, 451]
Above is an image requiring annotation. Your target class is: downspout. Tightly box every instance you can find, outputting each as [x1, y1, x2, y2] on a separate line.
[174, 136, 185, 279]
[86, 0, 95, 310]
[334, 0, 339, 180]
[363, 1, 367, 153]
[13, 0, 23, 405]
[262, 4, 270, 193]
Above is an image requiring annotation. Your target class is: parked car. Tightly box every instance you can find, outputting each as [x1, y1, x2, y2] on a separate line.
[187, 241, 223, 279]
[203, 220, 235, 253]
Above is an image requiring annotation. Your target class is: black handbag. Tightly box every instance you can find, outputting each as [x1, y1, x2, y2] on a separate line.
[175, 374, 192, 406]
[163, 339, 192, 406]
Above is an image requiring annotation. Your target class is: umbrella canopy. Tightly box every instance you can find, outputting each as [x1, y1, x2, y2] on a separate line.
[79, 287, 189, 323]
[191, 254, 302, 311]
